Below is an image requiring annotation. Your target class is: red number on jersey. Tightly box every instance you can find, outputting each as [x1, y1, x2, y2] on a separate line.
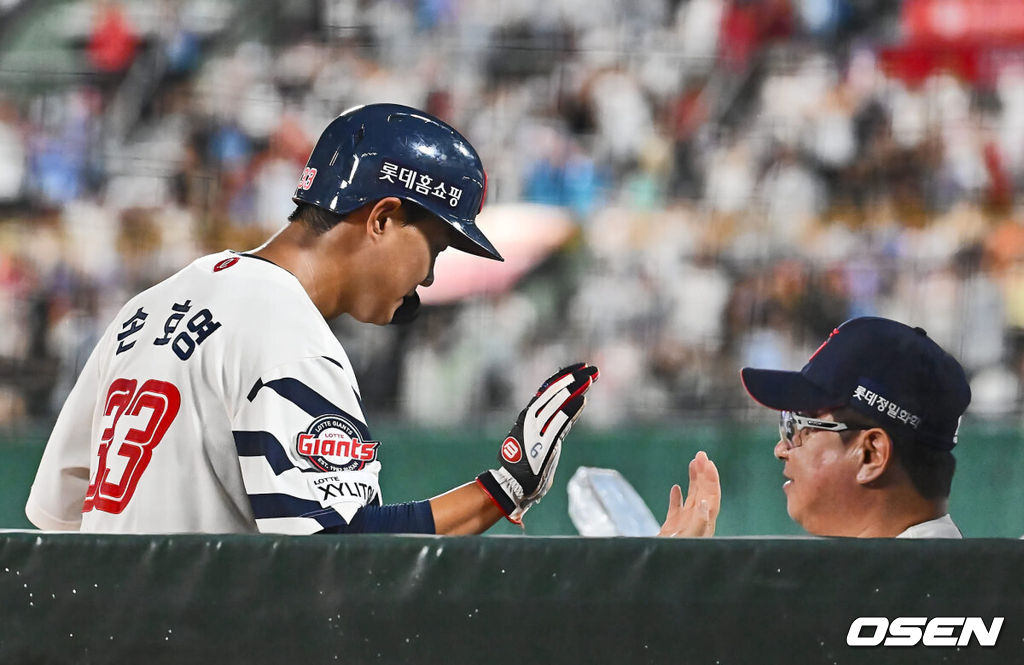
[83, 379, 181, 514]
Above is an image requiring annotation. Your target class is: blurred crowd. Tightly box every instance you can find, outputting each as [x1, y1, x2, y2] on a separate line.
[0, 0, 1023, 428]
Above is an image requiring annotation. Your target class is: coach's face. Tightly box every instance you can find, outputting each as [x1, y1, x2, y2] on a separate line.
[774, 412, 863, 537]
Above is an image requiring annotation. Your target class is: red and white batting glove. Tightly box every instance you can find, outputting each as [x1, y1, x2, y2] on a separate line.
[477, 362, 599, 524]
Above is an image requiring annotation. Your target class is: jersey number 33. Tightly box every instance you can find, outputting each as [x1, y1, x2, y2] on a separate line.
[83, 378, 181, 514]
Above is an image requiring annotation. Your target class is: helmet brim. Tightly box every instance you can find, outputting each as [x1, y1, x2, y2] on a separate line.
[444, 216, 503, 262]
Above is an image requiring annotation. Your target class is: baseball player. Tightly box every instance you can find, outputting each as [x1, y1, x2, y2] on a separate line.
[25, 103, 599, 535]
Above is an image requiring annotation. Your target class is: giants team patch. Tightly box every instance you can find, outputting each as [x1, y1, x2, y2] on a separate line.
[296, 415, 380, 472]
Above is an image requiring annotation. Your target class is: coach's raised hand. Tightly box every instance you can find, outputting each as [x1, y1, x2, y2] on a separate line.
[658, 451, 720, 537]
[476, 363, 599, 524]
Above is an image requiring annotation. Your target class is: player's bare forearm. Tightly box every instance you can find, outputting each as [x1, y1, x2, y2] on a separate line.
[429, 482, 504, 535]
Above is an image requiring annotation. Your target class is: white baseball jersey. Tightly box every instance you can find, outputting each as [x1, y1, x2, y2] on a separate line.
[896, 514, 962, 539]
[26, 251, 381, 534]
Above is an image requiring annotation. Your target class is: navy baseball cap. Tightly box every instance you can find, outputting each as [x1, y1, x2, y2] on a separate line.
[741, 317, 971, 450]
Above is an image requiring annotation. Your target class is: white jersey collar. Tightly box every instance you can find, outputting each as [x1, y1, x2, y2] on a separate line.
[896, 513, 962, 539]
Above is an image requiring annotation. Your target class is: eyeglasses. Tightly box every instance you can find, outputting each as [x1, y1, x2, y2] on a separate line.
[778, 410, 863, 449]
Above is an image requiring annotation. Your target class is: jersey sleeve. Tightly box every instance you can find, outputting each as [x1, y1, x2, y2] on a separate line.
[231, 355, 382, 534]
[25, 341, 102, 531]
[322, 501, 435, 534]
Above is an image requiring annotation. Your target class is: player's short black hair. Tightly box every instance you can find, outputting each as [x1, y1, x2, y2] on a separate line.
[288, 203, 344, 234]
[288, 200, 436, 235]
[833, 406, 955, 500]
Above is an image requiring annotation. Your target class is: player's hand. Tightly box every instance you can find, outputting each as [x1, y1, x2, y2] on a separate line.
[476, 362, 599, 524]
[658, 451, 720, 537]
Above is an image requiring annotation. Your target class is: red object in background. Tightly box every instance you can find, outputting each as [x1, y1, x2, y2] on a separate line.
[425, 90, 453, 124]
[903, 0, 1024, 46]
[878, 43, 987, 86]
[718, 0, 794, 72]
[881, 0, 1024, 87]
[269, 114, 313, 164]
[672, 86, 709, 141]
[983, 141, 1012, 210]
[718, 3, 759, 71]
[87, 3, 139, 73]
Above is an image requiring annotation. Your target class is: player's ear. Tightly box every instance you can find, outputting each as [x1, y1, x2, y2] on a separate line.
[855, 428, 892, 485]
[365, 197, 403, 239]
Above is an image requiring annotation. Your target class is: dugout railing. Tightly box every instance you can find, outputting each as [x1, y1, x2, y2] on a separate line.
[1, 532, 1022, 664]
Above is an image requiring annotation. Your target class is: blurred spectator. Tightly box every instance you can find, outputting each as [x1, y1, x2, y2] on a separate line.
[0, 99, 25, 204]
[522, 125, 606, 218]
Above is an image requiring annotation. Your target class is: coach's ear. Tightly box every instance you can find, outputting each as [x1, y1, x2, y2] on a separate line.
[855, 428, 893, 485]
[365, 197, 403, 239]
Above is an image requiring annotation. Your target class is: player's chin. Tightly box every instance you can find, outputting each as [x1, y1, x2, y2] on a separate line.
[785, 496, 806, 526]
[378, 297, 409, 326]
[350, 301, 399, 326]
[370, 305, 400, 326]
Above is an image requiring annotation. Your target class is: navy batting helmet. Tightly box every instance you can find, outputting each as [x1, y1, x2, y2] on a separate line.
[293, 103, 502, 261]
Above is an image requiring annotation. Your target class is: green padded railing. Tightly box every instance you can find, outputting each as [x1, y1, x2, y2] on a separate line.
[0, 533, 1021, 663]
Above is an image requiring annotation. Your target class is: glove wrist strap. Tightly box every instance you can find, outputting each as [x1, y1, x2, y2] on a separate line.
[476, 470, 524, 524]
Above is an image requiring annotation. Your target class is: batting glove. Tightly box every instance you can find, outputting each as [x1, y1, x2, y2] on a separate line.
[477, 362, 599, 524]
